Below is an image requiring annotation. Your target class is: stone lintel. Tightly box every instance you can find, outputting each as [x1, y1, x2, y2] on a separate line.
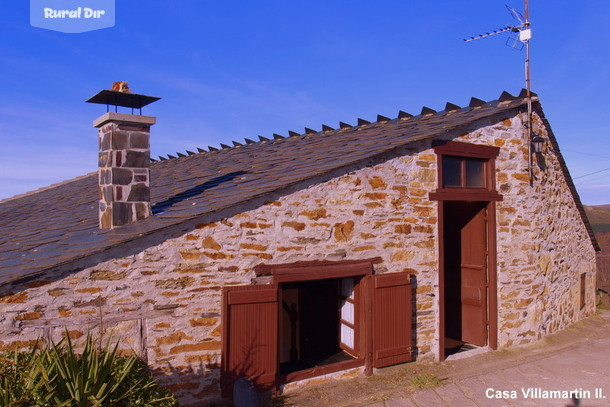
[94, 112, 156, 128]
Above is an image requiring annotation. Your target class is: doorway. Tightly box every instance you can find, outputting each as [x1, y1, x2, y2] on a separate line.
[443, 201, 488, 357]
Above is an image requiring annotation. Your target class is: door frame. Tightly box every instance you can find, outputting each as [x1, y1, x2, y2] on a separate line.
[430, 140, 501, 361]
[254, 258, 377, 381]
[437, 200, 498, 360]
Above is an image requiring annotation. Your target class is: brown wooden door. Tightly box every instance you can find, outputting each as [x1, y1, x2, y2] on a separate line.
[221, 284, 278, 397]
[460, 206, 487, 346]
[371, 272, 413, 368]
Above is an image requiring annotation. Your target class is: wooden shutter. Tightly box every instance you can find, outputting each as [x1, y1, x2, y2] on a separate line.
[372, 272, 412, 368]
[221, 284, 278, 397]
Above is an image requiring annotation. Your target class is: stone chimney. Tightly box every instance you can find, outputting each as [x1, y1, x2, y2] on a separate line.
[94, 113, 155, 229]
[87, 83, 160, 229]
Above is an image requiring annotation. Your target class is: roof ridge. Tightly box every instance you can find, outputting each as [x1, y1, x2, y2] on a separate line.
[6, 88, 529, 200]
[146, 89, 532, 164]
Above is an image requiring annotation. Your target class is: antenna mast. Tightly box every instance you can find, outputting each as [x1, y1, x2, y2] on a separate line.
[523, 0, 534, 183]
[463, 1, 535, 183]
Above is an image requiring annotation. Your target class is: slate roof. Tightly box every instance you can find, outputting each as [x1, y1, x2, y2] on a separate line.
[0, 90, 599, 287]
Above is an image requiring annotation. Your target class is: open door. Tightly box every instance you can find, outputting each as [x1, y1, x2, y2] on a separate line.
[460, 206, 487, 346]
[221, 284, 278, 397]
[371, 272, 413, 368]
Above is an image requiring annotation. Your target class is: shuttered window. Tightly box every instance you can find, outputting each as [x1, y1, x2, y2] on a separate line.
[222, 260, 413, 396]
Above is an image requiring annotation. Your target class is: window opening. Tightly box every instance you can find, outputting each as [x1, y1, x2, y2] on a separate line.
[279, 277, 359, 376]
[442, 155, 486, 188]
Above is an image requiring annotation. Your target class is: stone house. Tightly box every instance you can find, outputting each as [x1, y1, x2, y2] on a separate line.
[0, 89, 599, 405]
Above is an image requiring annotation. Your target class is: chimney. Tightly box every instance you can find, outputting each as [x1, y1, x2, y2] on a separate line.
[86, 83, 160, 229]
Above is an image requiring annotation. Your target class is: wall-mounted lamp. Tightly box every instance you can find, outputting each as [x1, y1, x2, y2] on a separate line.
[531, 135, 545, 154]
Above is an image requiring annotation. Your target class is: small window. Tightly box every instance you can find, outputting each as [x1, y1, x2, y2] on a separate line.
[580, 273, 586, 309]
[442, 156, 486, 188]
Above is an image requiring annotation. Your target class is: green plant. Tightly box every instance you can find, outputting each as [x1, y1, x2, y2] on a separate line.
[409, 373, 444, 390]
[0, 333, 177, 407]
[34, 333, 142, 406]
[0, 346, 49, 406]
[110, 357, 176, 406]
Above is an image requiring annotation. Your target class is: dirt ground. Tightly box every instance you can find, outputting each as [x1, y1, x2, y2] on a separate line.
[281, 309, 610, 407]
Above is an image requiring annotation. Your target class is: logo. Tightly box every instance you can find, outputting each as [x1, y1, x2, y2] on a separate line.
[30, 0, 115, 33]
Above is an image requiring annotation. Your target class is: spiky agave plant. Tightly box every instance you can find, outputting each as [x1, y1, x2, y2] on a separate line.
[35, 333, 144, 407]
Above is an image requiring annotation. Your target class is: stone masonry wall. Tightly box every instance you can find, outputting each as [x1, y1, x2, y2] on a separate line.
[0, 109, 597, 405]
[448, 111, 597, 347]
[0, 140, 440, 405]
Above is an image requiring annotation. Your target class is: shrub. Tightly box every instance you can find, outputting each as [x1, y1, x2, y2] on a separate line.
[111, 357, 176, 406]
[0, 347, 46, 406]
[0, 334, 177, 407]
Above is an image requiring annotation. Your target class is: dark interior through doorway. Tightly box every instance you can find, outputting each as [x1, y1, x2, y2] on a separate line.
[279, 277, 359, 376]
[443, 201, 488, 357]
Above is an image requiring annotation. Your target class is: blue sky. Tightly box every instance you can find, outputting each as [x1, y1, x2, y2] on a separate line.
[0, 1, 608, 204]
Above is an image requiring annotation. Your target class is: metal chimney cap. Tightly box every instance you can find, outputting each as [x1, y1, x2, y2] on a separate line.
[86, 89, 160, 109]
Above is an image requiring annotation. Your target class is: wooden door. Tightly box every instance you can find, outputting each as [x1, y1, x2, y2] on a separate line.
[221, 285, 278, 397]
[460, 205, 488, 346]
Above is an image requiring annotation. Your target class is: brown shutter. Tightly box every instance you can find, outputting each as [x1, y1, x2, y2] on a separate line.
[372, 272, 412, 368]
[221, 284, 278, 397]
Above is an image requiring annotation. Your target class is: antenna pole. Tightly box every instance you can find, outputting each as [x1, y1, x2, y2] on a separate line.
[463, 2, 535, 183]
[525, 0, 533, 184]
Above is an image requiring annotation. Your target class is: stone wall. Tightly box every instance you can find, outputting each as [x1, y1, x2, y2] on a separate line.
[0, 109, 597, 405]
[451, 112, 597, 347]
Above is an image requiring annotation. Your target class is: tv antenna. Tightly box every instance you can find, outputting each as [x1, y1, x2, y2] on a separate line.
[464, 1, 536, 183]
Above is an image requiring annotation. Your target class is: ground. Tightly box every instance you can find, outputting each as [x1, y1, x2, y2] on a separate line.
[282, 310, 610, 407]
